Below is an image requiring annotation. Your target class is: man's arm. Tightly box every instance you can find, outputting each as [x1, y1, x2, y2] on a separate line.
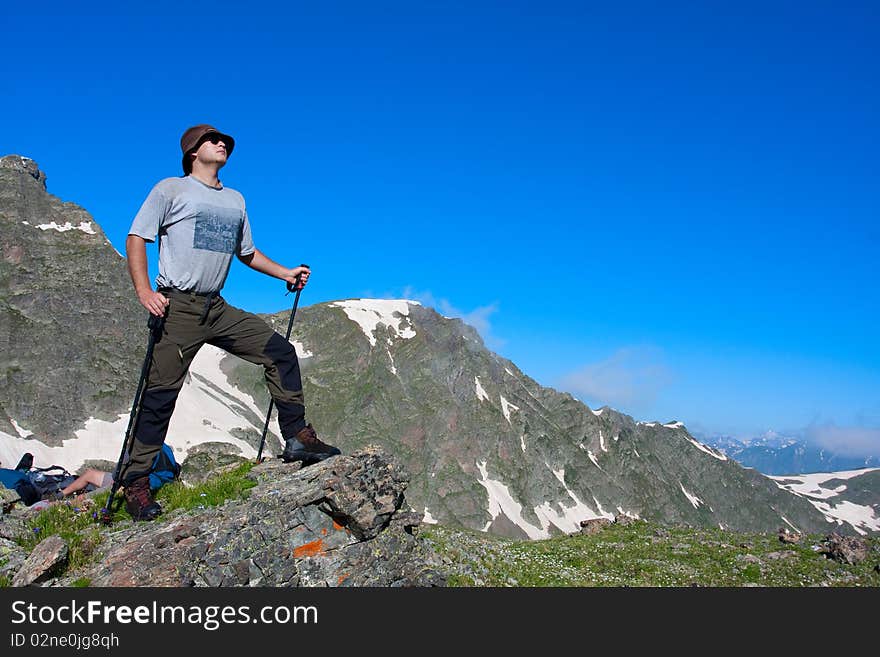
[238, 248, 311, 289]
[126, 234, 169, 316]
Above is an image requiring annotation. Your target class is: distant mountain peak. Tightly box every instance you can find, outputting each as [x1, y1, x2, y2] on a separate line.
[0, 154, 46, 189]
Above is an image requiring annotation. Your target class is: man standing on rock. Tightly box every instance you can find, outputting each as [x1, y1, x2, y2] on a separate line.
[122, 124, 340, 521]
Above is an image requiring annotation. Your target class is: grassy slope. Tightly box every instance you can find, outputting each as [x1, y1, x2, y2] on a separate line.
[421, 522, 880, 587]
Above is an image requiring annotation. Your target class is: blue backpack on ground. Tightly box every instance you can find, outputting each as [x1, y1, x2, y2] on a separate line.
[148, 444, 181, 491]
[0, 469, 32, 507]
[0, 468, 29, 491]
[0, 464, 76, 506]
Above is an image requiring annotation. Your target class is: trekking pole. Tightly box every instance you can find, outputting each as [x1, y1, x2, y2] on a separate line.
[255, 264, 308, 463]
[100, 311, 166, 524]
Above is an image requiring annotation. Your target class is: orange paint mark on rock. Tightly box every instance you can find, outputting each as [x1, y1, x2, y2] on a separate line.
[321, 528, 328, 536]
[332, 520, 344, 530]
[337, 573, 349, 586]
[293, 539, 325, 558]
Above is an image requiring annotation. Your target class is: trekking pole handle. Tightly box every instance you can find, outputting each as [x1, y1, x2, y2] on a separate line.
[147, 303, 169, 333]
[147, 313, 165, 332]
[286, 263, 310, 294]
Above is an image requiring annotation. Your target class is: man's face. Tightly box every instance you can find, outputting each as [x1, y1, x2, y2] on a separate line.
[192, 134, 229, 169]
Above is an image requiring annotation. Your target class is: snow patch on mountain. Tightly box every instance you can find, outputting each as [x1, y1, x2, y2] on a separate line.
[500, 395, 519, 423]
[534, 494, 606, 534]
[474, 377, 489, 402]
[769, 468, 880, 535]
[685, 436, 728, 461]
[592, 496, 613, 519]
[476, 460, 544, 538]
[769, 469, 873, 499]
[35, 221, 96, 234]
[546, 468, 611, 526]
[476, 461, 609, 538]
[291, 340, 312, 358]
[680, 483, 703, 509]
[780, 515, 801, 533]
[10, 418, 33, 438]
[329, 299, 418, 347]
[386, 348, 398, 375]
[174, 345, 277, 452]
[807, 500, 879, 535]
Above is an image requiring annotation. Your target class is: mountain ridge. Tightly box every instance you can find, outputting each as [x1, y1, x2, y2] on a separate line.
[700, 432, 880, 475]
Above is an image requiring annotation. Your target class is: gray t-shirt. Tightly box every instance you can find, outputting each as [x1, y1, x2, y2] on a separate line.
[128, 175, 255, 294]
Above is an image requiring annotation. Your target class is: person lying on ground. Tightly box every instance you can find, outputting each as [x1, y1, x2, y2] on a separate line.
[59, 469, 113, 498]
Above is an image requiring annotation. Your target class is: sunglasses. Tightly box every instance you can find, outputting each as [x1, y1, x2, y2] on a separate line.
[201, 133, 227, 146]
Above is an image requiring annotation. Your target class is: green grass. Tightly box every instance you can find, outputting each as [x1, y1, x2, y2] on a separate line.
[96, 460, 258, 523]
[422, 521, 880, 587]
[15, 500, 105, 574]
[155, 460, 258, 512]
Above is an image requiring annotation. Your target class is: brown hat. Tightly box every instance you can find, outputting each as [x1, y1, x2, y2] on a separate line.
[180, 124, 235, 175]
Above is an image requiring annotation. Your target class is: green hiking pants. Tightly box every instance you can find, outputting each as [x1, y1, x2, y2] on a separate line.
[121, 289, 306, 484]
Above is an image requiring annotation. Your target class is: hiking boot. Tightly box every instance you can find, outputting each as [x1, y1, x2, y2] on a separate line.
[281, 424, 341, 465]
[124, 476, 162, 521]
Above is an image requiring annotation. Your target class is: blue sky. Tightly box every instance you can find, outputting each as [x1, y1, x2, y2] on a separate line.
[2, 1, 878, 451]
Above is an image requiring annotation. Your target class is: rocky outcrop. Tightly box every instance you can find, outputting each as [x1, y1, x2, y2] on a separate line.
[0, 537, 28, 581]
[578, 514, 640, 535]
[778, 527, 802, 544]
[179, 442, 250, 486]
[0, 487, 18, 510]
[11, 534, 68, 586]
[579, 518, 612, 534]
[0, 156, 46, 189]
[820, 533, 869, 565]
[46, 447, 445, 587]
[0, 514, 29, 541]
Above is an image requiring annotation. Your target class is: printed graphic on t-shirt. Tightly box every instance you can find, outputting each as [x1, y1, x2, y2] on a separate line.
[193, 205, 241, 253]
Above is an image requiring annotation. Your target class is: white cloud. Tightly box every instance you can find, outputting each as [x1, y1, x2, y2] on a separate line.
[398, 287, 505, 350]
[557, 346, 672, 411]
[805, 422, 880, 457]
